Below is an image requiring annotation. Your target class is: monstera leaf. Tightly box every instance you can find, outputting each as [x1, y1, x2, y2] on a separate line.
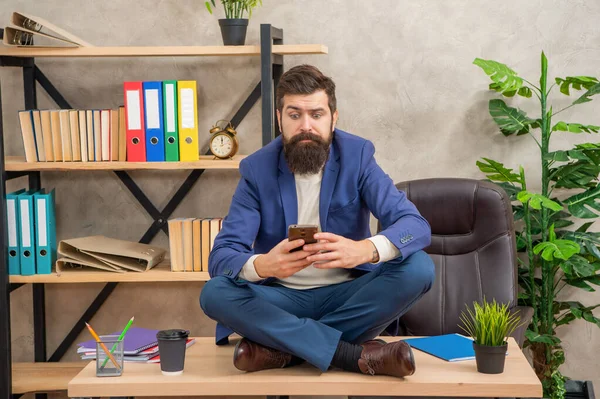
[563, 186, 600, 218]
[492, 181, 522, 199]
[555, 302, 600, 328]
[552, 122, 600, 134]
[555, 76, 599, 95]
[518, 86, 533, 98]
[488, 99, 536, 136]
[559, 255, 598, 278]
[525, 330, 561, 345]
[534, 226, 580, 261]
[566, 275, 600, 292]
[474, 58, 525, 97]
[546, 145, 600, 165]
[550, 162, 600, 189]
[573, 143, 600, 165]
[534, 240, 580, 261]
[573, 82, 600, 105]
[560, 230, 600, 261]
[476, 158, 522, 183]
[545, 151, 570, 162]
[517, 191, 563, 211]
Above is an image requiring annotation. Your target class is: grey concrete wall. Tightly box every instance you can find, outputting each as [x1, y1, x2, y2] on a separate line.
[1, 0, 599, 396]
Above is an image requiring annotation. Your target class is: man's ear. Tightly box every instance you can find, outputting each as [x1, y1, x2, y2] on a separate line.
[332, 110, 339, 131]
[276, 109, 282, 133]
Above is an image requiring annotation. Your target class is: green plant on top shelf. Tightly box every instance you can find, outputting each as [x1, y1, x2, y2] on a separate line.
[205, 0, 263, 19]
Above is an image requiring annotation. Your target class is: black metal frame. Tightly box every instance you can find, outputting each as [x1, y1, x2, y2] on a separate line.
[0, 24, 283, 397]
[261, 25, 284, 146]
[0, 84, 14, 399]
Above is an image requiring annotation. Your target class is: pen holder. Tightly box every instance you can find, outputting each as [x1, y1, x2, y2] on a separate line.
[96, 335, 124, 377]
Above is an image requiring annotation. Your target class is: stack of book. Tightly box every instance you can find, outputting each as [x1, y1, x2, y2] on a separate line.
[18, 108, 126, 163]
[77, 327, 195, 364]
[5, 188, 56, 276]
[167, 218, 223, 272]
[18, 80, 201, 163]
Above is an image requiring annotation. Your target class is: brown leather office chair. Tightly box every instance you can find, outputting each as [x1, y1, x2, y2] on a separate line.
[391, 177, 533, 346]
[352, 178, 534, 399]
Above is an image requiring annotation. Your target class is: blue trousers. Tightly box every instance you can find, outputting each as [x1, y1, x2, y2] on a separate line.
[200, 250, 434, 372]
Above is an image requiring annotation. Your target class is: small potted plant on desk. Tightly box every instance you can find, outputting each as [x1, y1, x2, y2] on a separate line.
[460, 298, 522, 374]
[205, 0, 263, 45]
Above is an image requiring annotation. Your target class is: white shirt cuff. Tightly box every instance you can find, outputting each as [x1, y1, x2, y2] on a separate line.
[238, 254, 263, 282]
[367, 235, 401, 264]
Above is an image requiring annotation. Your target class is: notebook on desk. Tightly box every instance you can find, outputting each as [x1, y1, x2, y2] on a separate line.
[403, 333, 477, 362]
[77, 327, 160, 355]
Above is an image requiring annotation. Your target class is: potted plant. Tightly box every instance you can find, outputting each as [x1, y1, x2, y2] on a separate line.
[205, 0, 263, 46]
[459, 299, 522, 374]
[473, 52, 600, 398]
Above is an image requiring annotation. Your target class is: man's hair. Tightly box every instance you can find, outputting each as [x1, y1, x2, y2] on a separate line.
[276, 64, 337, 115]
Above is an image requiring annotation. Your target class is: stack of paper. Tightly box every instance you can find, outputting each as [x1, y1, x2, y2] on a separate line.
[76, 327, 195, 363]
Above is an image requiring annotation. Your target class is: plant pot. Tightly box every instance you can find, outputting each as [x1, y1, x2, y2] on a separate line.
[473, 342, 508, 374]
[218, 18, 248, 46]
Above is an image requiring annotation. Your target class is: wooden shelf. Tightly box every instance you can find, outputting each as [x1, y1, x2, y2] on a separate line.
[4, 155, 245, 171]
[0, 44, 328, 58]
[12, 361, 87, 394]
[9, 263, 210, 283]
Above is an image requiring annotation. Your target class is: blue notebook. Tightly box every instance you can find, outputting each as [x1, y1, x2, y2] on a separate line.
[403, 334, 476, 362]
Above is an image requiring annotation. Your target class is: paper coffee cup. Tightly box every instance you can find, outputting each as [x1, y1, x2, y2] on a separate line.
[156, 329, 189, 376]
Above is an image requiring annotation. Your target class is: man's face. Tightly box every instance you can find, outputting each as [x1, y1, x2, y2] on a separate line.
[277, 90, 339, 174]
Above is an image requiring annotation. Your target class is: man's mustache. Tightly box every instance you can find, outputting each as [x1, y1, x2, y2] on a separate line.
[289, 133, 324, 145]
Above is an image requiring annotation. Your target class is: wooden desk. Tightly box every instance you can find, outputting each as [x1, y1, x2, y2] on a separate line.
[68, 337, 543, 398]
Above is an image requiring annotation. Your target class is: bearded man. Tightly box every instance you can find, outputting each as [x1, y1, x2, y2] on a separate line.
[200, 65, 435, 378]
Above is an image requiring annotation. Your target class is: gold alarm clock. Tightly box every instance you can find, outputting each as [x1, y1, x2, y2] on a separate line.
[209, 120, 239, 159]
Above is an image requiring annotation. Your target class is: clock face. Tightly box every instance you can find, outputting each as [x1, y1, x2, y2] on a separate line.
[211, 133, 235, 158]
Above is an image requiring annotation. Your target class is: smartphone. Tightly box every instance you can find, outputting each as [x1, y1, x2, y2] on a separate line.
[288, 224, 318, 252]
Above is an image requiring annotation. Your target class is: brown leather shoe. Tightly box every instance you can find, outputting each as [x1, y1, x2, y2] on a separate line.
[358, 340, 416, 377]
[233, 338, 292, 372]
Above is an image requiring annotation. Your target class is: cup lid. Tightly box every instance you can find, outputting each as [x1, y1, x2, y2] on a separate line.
[156, 329, 189, 340]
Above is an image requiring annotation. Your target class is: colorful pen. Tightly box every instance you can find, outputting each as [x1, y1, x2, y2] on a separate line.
[100, 316, 134, 369]
[85, 322, 121, 371]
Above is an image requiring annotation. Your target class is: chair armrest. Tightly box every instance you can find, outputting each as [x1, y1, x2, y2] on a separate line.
[510, 305, 534, 348]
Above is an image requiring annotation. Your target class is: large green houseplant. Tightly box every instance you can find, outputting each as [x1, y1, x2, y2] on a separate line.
[205, 0, 263, 45]
[473, 52, 600, 399]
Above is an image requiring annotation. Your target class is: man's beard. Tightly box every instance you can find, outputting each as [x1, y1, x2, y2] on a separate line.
[283, 129, 333, 175]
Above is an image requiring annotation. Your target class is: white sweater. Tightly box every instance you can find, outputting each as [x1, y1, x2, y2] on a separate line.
[239, 170, 400, 289]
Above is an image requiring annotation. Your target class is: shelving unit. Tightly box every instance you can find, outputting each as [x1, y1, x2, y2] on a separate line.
[0, 24, 327, 398]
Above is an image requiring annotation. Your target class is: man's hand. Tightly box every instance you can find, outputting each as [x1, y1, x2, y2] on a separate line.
[254, 238, 318, 279]
[303, 232, 379, 269]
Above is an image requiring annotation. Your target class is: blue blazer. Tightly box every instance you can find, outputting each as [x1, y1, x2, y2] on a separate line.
[208, 129, 432, 344]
